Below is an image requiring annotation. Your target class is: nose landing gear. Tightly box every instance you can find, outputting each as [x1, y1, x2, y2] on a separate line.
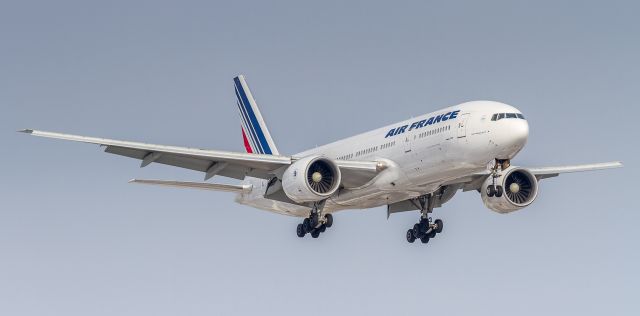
[486, 159, 510, 198]
[487, 185, 503, 197]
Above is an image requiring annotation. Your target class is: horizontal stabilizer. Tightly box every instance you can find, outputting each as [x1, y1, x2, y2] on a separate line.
[129, 179, 252, 193]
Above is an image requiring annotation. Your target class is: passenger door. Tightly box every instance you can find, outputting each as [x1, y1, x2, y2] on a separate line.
[403, 134, 412, 153]
[457, 113, 469, 141]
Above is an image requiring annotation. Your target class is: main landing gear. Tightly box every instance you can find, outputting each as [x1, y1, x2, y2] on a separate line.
[406, 218, 443, 244]
[405, 194, 444, 245]
[296, 201, 333, 238]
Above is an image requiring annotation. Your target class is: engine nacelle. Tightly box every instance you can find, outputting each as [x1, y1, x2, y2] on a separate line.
[282, 155, 342, 203]
[481, 167, 539, 213]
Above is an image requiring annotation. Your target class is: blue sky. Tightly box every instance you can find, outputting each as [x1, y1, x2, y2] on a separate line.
[1, 1, 638, 315]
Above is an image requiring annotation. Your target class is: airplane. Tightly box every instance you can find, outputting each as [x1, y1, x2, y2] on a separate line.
[20, 75, 623, 244]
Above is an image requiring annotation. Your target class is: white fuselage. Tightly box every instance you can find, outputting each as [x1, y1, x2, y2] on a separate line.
[237, 101, 529, 217]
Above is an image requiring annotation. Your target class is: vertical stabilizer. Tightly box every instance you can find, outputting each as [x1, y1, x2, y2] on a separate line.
[233, 75, 279, 155]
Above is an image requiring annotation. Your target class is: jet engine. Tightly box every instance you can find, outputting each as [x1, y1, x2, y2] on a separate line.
[481, 167, 539, 213]
[282, 155, 342, 203]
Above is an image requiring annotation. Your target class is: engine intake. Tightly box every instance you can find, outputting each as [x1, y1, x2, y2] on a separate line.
[481, 167, 538, 213]
[282, 156, 342, 203]
[504, 169, 536, 206]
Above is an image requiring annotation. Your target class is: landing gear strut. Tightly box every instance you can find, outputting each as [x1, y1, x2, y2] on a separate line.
[296, 201, 333, 238]
[487, 159, 510, 198]
[405, 193, 444, 245]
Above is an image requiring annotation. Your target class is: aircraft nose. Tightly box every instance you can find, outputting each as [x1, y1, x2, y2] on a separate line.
[493, 117, 529, 159]
[510, 119, 529, 146]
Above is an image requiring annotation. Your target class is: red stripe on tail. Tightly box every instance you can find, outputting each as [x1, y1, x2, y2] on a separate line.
[241, 128, 253, 153]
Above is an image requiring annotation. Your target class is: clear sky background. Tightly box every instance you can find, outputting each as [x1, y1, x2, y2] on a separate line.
[1, 1, 638, 315]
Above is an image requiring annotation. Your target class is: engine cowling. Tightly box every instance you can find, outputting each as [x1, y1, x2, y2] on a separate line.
[481, 167, 539, 213]
[282, 156, 342, 203]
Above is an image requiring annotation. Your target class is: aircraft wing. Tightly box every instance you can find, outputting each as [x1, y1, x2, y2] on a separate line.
[453, 161, 623, 191]
[527, 162, 623, 180]
[20, 129, 383, 183]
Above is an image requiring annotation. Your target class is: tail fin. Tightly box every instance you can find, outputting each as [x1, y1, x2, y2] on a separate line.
[233, 75, 279, 155]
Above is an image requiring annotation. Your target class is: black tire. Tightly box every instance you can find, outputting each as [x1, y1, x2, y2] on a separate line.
[413, 223, 421, 236]
[310, 216, 319, 228]
[406, 229, 416, 243]
[428, 230, 436, 238]
[495, 186, 503, 197]
[296, 224, 305, 238]
[420, 220, 429, 231]
[434, 219, 443, 234]
[324, 214, 333, 228]
[311, 230, 320, 238]
[319, 225, 326, 233]
[487, 185, 495, 197]
[303, 218, 311, 233]
[420, 235, 430, 244]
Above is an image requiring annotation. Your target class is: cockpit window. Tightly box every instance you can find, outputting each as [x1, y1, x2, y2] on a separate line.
[491, 112, 525, 121]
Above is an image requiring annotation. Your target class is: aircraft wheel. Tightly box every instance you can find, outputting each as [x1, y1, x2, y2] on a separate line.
[420, 235, 430, 244]
[487, 185, 496, 197]
[428, 230, 436, 238]
[310, 216, 319, 228]
[495, 186, 503, 197]
[324, 214, 333, 228]
[413, 223, 421, 237]
[406, 229, 416, 243]
[311, 230, 320, 238]
[319, 225, 326, 233]
[434, 219, 443, 234]
[303, 218, 311, 233]
[296, 224, 305, 238]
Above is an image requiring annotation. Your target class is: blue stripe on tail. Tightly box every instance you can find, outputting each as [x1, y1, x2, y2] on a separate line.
[235, 88, 264, 154]
[234, 77, 272, 155]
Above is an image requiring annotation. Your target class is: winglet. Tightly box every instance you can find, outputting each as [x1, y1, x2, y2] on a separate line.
[18, 129, 34, 134]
